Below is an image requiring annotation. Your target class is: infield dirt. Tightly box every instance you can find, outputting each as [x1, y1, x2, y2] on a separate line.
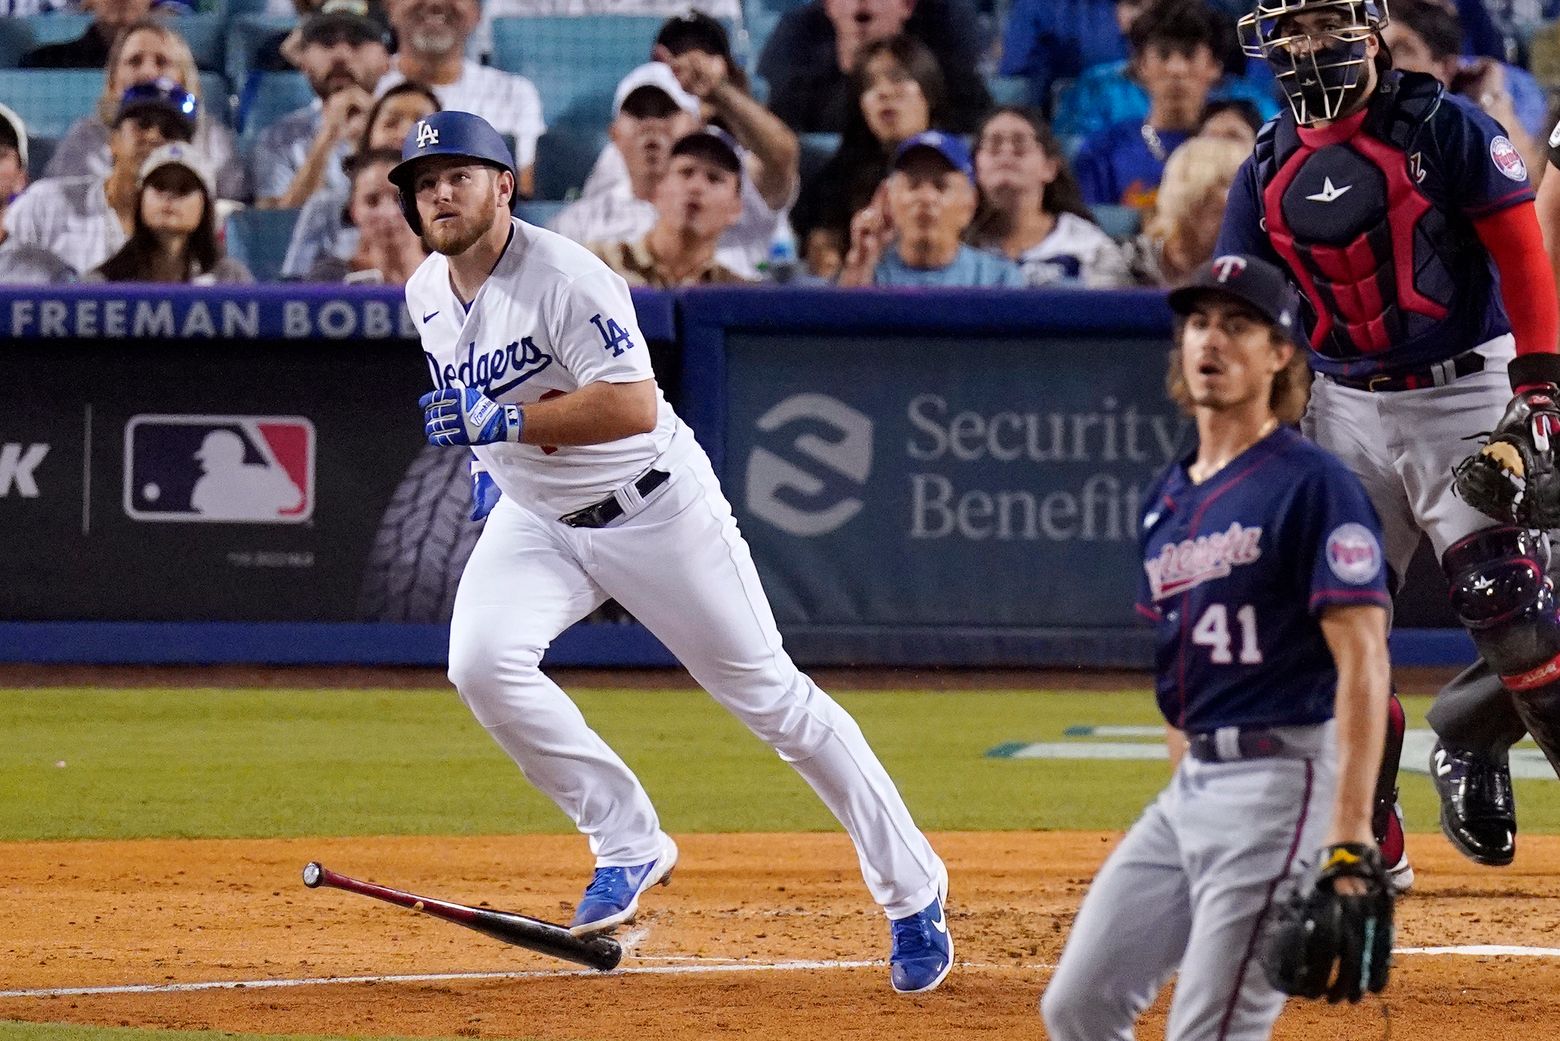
[4, 831, 1560, 1039]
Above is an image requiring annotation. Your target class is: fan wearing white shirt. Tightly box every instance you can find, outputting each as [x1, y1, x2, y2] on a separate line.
[378, 0, 544, 198]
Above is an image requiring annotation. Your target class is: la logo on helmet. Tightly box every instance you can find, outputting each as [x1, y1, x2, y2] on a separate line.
[416, 121, 439, 149]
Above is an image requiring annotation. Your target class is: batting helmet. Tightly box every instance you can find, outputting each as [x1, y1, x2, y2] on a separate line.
[389, 111, 517, 235]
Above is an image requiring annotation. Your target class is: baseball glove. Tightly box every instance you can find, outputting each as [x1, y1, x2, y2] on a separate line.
[1260, 843, 1393, 1004]
[1453, 385, 1560, 529]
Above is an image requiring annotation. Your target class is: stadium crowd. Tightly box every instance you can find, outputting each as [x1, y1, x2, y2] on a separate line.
[0, 0, 1553, 287]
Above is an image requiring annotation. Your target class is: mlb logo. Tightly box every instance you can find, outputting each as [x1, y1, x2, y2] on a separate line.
[123, 415, 314, 523]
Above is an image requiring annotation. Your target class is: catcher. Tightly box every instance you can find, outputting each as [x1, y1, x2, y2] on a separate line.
[1042, 254, 1393, 1040]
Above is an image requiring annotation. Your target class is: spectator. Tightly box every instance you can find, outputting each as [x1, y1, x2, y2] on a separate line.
[757, 0, 991, 134]
[1124, 134, 1245, 286]
[999, 0, 1145, 108]
[252, 0, 393, 209]
[306, 147, 425, 282]
[790, 35, 945, 280]
[1072, 0, 1225, 211]
[838, 130, 1024, 287]
[1383, 0, 1545, 179]
[559, 18, 798, 276]
[552, 64, 767, 275]
[282, 81, 439, 278]
[1051, 0, 1277, 139]
[0, 104, 75, 284]
[1196, 98, 1261, 149]
[378, 0, 544, 198]
[587, 130, 751, 287]
[968, 106, 1131, 287]
[3, 80, 197, 275]
[87, 143, 252, 284]
[20, 0, 156, 68]
[45, 17, 248, 203]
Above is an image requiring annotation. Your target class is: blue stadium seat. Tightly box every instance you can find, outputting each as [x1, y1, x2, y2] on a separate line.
[490, 16, 664, 129]
[224, 207, 300, 283]
[514, 199, 567, 228]
[744, 0, 808, 67]
[238, 70, 313, 140]
[197, 70, 232, 126]
[0, 68, 104, 138]
[176, 14, 228, 72]
[797, 131, 838, 186]
[218, 0, 276, 14]
[226, 13, 297, 96]
[533, 126, 609, 201]
[0, 14, 91, 68]
[1091, 203, 1141, 240]
[986, 74, 1031, 107]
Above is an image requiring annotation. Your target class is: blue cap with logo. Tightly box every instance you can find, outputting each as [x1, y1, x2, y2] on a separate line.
[389, 110, 518, 235]
[115, 78, 199, 139]
[1167, 253, 1302, 335]
[890, 130, 973, 180]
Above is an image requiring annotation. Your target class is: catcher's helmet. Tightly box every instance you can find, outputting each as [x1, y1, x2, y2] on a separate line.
[389, 110, 517, 234]
[1239, 0, 1389, 125]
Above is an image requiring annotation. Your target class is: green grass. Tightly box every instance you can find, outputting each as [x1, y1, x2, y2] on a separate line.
[2, 686, 1558, 841]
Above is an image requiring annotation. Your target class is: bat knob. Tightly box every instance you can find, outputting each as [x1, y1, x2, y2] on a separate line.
[302, 862, 325, 888]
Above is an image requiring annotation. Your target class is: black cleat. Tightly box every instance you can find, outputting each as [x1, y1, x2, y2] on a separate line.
[1431, 741, 1516, 866]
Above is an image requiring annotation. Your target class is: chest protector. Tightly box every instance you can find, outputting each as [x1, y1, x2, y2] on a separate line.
[1252, 72, 1460, 360]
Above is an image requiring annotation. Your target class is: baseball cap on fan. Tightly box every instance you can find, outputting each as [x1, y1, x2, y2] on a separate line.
[115, 78, 199, 141]
[890, 130, 974, 180]
[671, 128, 742, 176]
[300, 0, 394, 50]
[613, 62, 701, 119]
[138, 142, 216, 198]
[0, 101, 28, 170]
[1168, 254, 1301, 335]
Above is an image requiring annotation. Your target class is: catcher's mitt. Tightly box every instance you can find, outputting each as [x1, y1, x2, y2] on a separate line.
[1260, 843, 1393, 1004]
[1453, 385, 1560, 529]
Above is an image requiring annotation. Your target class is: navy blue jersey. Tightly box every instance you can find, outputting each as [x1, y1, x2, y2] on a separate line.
[1136, 428, 1390, 733]
[1217, 71, 1532, 380]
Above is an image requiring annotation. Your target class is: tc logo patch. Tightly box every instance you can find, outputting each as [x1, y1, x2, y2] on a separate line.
[124, 415, 314, 523]
[1326, 522, 1382, 584]
[1491, 135, 1528, 182]
[1210, 255, 1247, 282]
[745, 393, 873, 537]
[415, 120, 439, 149]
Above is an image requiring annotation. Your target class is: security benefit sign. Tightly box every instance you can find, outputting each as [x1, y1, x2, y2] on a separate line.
[726, 333, 1187, 630]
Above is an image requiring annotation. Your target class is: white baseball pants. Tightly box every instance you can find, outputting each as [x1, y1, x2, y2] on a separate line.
[446, 430, 945, 919]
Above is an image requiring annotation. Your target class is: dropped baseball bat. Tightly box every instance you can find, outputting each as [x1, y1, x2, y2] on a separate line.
[301, 861, 622, 971]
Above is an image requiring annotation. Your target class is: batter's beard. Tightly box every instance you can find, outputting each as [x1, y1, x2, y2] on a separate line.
[424, 209, 496, 257]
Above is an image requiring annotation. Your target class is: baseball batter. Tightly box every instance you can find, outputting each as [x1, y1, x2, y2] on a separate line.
[1042, 254, 1392, 1041]
[1216, 0, 1560, 873]
[389, 110, 952, 994]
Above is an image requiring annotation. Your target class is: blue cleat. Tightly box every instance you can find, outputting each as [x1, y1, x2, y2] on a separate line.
[889, 891, 953, 994]
[568, 833, 678, 936]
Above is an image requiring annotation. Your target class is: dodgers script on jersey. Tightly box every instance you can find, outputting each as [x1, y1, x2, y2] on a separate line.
[1217, 71, 1532, 379]
[405, 218, 678, 513]
[1137, 428, 1391, 732]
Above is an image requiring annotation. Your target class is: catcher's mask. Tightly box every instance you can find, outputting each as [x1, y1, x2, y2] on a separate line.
[1240, 0, 1389, 125]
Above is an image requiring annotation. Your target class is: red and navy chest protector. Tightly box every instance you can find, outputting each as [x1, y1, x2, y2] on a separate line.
[1137, 429, 1391, 733]
[1216, 70, 1533, 380]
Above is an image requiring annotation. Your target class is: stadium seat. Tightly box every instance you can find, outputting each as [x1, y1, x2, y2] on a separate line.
[176, 14, 228, 73]
[1091, 203, 1141, 240]
[797, 131, 839, 187]
[0, 68, 104, 139]
[0, 15, 91, 68]
[223, 207, 300, 283]
[744, 0, 808, 67]
[238, 70, 313, 140]
[218, 0, 276, 14]
[490, 16, 665, 129]
[514, 199, 567, 228]
[197, 71, 233, 126]
[533, 126, 609, 202]
[986, 74, 1031, 107]
[226, 13, 297, 97]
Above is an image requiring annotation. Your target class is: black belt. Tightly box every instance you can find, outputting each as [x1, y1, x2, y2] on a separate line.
[559, 469, 669, 528]
[1187, 728, 1288, 763]
[1328, 351, 1484, 392]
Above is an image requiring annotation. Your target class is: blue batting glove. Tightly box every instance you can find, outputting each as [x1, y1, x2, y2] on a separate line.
[419, 381, 524, 447]
[469, 459, 501, 522]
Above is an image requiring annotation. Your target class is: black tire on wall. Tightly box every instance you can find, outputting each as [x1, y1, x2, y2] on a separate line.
[357, 443, 483, 622]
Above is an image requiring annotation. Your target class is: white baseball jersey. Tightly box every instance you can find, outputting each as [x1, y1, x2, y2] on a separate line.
[405, 217, 678, 515]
